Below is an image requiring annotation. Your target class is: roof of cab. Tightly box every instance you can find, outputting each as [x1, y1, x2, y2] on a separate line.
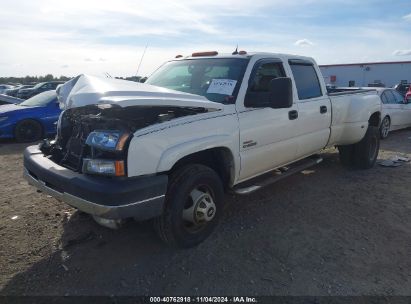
[174, 52, 316, 63]
[178, 52, 316, 63]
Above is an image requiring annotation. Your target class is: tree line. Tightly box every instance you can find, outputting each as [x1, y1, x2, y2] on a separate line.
[0, 74, 71, 85]
[0, 74, 144, 85]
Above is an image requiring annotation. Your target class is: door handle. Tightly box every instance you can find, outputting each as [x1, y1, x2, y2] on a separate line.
[320, 106, 327, 114]
[288, 110, 298, 120]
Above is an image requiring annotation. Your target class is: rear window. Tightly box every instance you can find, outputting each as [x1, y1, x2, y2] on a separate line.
[384, 90, 396, 104]
[289, 61, 322, 100]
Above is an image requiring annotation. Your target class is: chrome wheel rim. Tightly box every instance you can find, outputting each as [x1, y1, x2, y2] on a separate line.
[182, 186, 216, 232]
[381, 118, 390, 138]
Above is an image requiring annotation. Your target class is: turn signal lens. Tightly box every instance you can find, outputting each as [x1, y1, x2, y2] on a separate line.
[114, 161, 125, 176]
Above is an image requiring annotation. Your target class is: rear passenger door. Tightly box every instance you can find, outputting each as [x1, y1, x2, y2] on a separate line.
[287, 59, 331, 159]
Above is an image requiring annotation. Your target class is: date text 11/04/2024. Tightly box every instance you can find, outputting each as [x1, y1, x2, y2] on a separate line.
[149, 296, 257, 303]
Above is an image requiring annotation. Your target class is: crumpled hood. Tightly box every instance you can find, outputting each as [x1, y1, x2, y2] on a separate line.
[57, 74, 224, 111]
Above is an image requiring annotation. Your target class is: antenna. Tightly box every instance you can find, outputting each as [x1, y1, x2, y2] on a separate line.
[135, 44, 148, 77]
[232, 44, 239, 55]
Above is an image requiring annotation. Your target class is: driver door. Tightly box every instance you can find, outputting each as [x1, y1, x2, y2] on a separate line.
[237, 59, 299, 181]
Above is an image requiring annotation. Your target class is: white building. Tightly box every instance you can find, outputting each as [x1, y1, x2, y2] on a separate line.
[319, 61, 411, 88]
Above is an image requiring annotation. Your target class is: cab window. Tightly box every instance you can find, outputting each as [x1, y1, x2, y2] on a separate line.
[249, 61, 286, 92]
[244, 60, 286, 107]
[289, 60, 322, 100]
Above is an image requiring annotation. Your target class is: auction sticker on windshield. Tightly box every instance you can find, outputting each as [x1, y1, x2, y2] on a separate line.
[207, 79, 237, 95]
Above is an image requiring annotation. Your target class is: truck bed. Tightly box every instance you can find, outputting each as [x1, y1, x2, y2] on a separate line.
[327, 88, 376, 95]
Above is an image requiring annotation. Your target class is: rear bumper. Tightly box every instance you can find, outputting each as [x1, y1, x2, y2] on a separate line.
[23, 145, 168, 220]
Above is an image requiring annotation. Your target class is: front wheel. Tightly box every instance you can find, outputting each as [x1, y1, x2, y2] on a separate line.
[14, 119, 43, 143]
[154, 164, 224, 248]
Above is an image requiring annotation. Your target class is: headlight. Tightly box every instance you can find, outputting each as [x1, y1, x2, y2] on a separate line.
[86, 130, 130, 151]
[0, 116, 8, 123]
[82, 159, 125, 176]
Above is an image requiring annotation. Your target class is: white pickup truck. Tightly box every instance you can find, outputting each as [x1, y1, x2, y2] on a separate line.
[24, 51, 381, 247]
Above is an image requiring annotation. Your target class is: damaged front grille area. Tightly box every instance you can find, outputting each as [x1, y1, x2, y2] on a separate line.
[40, 104, 207, 173]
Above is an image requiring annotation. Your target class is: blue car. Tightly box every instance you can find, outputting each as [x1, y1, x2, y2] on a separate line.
[0, 91, 61, 142]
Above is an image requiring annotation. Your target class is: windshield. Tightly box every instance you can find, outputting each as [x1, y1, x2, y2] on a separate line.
[146, 58, 249, 104]
[32, 82, 46, 89]
[20, 91, 57, 107]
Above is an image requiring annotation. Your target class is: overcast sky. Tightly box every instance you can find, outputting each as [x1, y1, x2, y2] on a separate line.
[0, 0, 410, 78]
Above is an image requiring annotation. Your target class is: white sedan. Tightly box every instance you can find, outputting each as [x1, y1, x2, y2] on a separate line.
[376, 88, 411, 139]
[0, 84, 14, 95]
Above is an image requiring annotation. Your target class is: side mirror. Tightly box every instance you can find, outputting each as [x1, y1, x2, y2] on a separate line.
[244, 77, 293, 109]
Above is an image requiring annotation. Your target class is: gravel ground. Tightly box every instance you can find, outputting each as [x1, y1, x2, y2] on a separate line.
[0, 129, 410, 296]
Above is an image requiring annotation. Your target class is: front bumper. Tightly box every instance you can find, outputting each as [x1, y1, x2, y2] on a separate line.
[0, 121, 14, 138]
[23, 145, 168, 220]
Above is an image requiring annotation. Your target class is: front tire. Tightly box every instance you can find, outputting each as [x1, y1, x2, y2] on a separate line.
[14, 119, 43, 143]
[154, 164, 224, 248]
[379, 116, 390, 139]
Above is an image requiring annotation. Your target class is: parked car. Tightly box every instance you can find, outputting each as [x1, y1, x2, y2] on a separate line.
[377, 88, 411, 139]
[24, 52, 381, 247]
[393, 83, 410, 96]
[17, 81, 64, 99]
[0, 94, 23, 105]
[0, 84, 14, 94]
[0, 90, 61, 142]
[367, 83, 385, 88]
[406, 86, 411, 102]
[6, 85, 34, 97]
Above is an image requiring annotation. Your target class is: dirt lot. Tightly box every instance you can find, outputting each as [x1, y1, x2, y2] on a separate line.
[0, 129, 411, 296]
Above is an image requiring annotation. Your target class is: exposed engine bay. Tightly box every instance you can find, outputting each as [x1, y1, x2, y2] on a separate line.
[40, 104, 208, 173]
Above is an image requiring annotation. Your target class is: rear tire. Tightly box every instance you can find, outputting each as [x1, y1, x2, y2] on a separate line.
[154, 164, 224, 248]
[353, 126, 379, 169]
[338, 125, 379, 169]
[338, 145, 355, 167]
[14, 119, 43, 143]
